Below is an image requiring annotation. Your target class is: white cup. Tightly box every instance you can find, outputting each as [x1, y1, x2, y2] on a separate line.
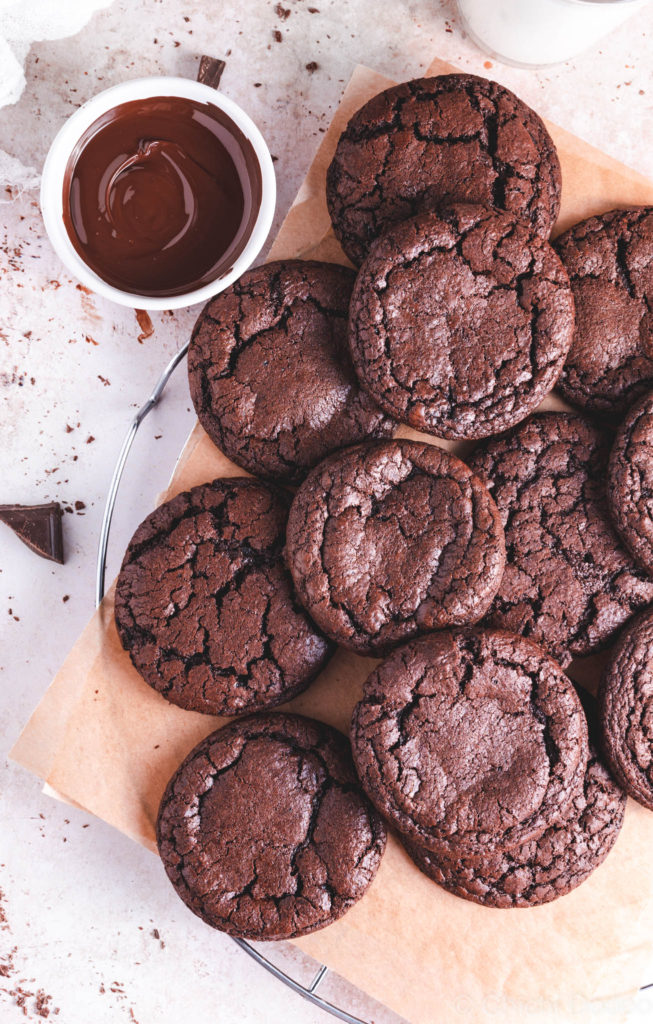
[456, 0, 649, 68]
[40, 76, 276, 310]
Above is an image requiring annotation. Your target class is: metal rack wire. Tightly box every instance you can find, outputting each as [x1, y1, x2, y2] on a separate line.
[94, 345, 372, 1024]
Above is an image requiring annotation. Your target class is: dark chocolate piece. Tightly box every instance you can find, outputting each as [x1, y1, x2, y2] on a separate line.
[197, 55, 226, 89]
[0, 502, 64, 564]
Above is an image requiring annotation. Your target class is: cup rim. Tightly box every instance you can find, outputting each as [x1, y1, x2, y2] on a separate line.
[40, 76, 276, 310]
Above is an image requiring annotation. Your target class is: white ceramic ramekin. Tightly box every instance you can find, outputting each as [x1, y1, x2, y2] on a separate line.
[40, 76, 276, 310]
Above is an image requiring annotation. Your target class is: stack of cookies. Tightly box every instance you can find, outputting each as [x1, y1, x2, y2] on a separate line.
[114, 73, 653, 937]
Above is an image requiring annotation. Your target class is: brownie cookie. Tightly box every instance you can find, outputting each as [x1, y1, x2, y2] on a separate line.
[468, 413, 653, 667]
[188, 260, 394, 484]
[351, 629, 589, 861]
[554, 207, 653, 420]
[608, 390, 653, 575]
[114, 479, 332, 716]
[403, 743, 625, 908]
[326, 73, 562, 265]
[348, 204, 574, 439]
[285, 439, 505, 654]
[599, 608, 653, 810]
[156, 713, 387, 940]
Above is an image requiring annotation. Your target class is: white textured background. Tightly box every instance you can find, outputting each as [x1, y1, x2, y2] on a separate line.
[1, 1, 652, 1021]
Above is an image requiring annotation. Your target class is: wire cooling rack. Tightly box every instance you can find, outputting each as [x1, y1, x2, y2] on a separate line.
[94, 342, 386, 1024]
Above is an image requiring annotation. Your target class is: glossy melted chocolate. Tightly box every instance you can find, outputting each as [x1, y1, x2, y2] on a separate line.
[63, 96, 261, 297]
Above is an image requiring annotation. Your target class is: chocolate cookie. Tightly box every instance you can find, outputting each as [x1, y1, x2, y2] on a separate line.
[188, 260, 394, 483]
[326, 73, 562, 265]
[156, 712, 387, 940]
[608, 390, 653, 575]
[468, 413, 653, 667]
[114, 479, 332, 716]
[351, 629, 589, 860]
[403, 743, 625, 908]
[599, 608, 653, 810]
[554, 207, 653, 420]
[348, 204, 574, 439]
[285, 439, 505, 654]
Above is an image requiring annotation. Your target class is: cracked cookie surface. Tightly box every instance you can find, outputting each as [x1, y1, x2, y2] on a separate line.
[469, 412, 653, 667]
[348, 204, 574, 439]
[403, 742, 625, 907]
[608, 390, 653, 574]
[326, 73, 562, 265]
[600, 608, 653, 810]
[114, 479, 332, 716]
[554, 207, 653, 420]
[188, 260, 394, 484]
[350, 629, 589, 861]
[284, 439, 505, 655]
[156, 712, 387, 940]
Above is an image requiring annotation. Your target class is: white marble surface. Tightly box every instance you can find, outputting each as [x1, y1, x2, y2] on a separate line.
[1, 1, 653, 1021]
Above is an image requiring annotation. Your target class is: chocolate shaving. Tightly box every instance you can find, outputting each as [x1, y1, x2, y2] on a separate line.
[0, 502, 64, 564]
[197, 55, 226, 89]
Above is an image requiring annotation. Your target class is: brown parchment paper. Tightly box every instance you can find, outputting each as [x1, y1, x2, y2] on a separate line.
[12, 58, 653, 1024]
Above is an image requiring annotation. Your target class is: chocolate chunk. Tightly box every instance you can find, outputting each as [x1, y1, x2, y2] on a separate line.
[197, 55, 226, 89]
[0, 502, 64, 564]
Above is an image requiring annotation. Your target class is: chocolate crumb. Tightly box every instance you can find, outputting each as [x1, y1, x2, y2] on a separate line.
[275, 3, 291, 18]
[62, 595, 70, 602]
[305, 61, 319, 73]
[64, 424, 74, 433]
[74, 501, 86, 511]
[273, 29, 283, 42]
[86, 436, 95, 444]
